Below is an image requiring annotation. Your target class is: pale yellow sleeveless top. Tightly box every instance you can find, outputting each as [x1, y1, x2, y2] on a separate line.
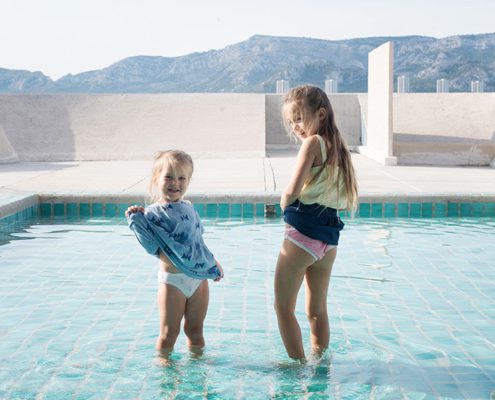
[298, 135, 347, 210]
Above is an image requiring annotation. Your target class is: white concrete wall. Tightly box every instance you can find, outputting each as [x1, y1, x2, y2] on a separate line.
[360, 42, 397, 165]
[394, 93, 495, 139]
[0, 94, 266, 161]
[265, 95, 290, 147]
[1, 92, 494, 166]
[394, 93, 495, 165]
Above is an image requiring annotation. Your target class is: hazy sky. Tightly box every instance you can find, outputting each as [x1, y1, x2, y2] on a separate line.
[2, 0, 494, 80]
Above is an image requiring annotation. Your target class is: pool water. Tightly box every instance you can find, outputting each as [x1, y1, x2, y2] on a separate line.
[0, 216, 494, 399]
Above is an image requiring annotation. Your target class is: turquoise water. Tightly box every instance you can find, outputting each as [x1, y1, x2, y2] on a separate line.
[0, 216, 494, 399]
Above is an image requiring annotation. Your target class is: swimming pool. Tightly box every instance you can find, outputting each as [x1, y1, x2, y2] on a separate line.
[0, 215, 494, 399]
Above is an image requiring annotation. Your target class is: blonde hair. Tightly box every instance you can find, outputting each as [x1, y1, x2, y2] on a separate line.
[283, 85, 358, 211]
[149, 150, 194, 202]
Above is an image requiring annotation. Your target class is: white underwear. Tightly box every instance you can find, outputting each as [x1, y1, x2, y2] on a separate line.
[157, 270, 202, 299]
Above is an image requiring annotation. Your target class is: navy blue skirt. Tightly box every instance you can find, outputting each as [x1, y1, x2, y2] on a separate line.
[283, 200, 344, 245]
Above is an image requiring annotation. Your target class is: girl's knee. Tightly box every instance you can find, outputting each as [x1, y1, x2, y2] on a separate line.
[274, 300, 294, 317]
[306, 309, 327, 322]
[157, 327, 180, 349]
[184, 324, 204, 346]
[156, 333, 178, 350]
[184, 322, 203, 339]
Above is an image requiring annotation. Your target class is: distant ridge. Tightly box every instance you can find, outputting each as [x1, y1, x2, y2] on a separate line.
[1, 33, 494, 93]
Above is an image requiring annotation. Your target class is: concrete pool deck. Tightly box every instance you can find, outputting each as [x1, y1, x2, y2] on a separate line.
[1, 151, 495, 217]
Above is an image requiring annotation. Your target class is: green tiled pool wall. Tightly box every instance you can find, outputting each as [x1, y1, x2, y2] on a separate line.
[36, 201, 276, 219]
[353, 201, 495, 218]
[35, 201, 495, 219]
[1, 201, 494, 224]
[0, 205, 38, 228]
[39, 202, 133, 219]
[195, 202, 271, 218]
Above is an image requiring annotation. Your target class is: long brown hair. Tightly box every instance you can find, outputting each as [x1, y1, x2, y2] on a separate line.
[283, 85, 358, 211]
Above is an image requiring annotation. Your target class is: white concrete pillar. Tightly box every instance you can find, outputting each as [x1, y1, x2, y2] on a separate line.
[325, 79, 338, 94]
[471, 80, 484, 92]
[397, 75, 410, 93]
[359, 41, 397, 165]
[276, 80, 290, 94]
[436, 79, 450, 93]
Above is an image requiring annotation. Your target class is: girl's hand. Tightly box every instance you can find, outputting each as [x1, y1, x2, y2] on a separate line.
[280, 198, 289, 211]
[214, 260, 224, 282]
[125, 205, 145, 217]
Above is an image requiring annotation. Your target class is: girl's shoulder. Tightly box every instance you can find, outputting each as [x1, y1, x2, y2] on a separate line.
[308, 134, 324, 147]
[149, 200, 192, 207]
[146, 201, 183, 213]
[303, 134, 324, 151]
[146, 201, 197, 223]
[151, 201, 198, 217]
[300, 135, 324, 160]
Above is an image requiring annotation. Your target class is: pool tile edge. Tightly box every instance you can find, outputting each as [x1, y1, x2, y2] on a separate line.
[2, 192, 495, 221]
[0, 191, 39, 219]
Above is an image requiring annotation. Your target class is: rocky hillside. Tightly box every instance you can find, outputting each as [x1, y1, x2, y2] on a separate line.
[1, 33, 494, 93]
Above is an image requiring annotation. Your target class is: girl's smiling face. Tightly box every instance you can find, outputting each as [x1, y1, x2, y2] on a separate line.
[159, 164, 192, 202]
[284, 102, 321, 141]
[288, 114, 310, 140]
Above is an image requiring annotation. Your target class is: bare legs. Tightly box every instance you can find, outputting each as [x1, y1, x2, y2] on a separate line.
[184, 280, 209, 356]
[305, 248, 336, 355]
[274, 239, 336, 360]
[156, 280, 209, 358]
[274, 240, 313, 359]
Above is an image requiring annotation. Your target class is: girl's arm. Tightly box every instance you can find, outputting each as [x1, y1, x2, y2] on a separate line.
[280, 136, 320, 210]
[126, 206, 160, 257]
[193, 206, 223, 281]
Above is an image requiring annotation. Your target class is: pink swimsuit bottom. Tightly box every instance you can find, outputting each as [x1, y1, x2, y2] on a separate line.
[284, 227, 336, 260]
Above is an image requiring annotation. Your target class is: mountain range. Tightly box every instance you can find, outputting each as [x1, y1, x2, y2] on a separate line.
[1, 33, 494, 93]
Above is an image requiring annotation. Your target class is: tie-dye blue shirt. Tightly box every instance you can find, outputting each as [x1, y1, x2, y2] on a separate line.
[127, 201, 220, 280]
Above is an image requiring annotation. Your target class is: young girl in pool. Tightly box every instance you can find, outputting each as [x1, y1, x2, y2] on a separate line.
[125, 150, 224, 357]
[274, 85, 358, 360]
